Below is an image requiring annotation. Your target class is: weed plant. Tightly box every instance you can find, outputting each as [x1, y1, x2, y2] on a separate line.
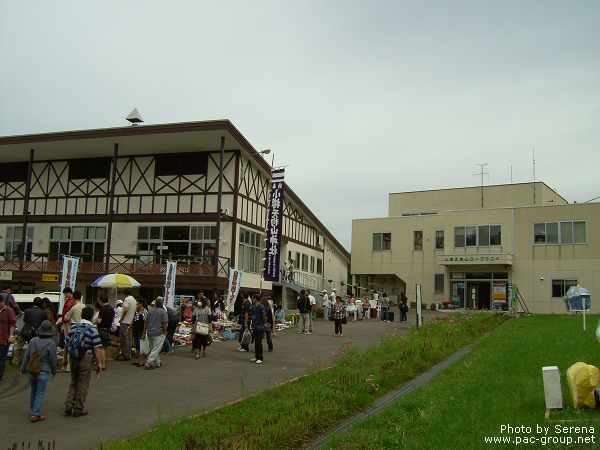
[99, 311, 508, 450]
[321, 314, 600, 450]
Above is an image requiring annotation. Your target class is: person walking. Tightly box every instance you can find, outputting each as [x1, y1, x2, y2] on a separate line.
[237, 292, 252, 352]
[287, 259, 295, 283]
[191, 297, 212, 359]
[12, 297, 47, 367]
[143, 298, 168, 369]
[19, 320, 57, 422]
[331, 296, 346, 337]
[64, 306, 104, 417]
[250, 294, 266, 364]
[0, 294, 17, 383]
[380, 292, 390, 322]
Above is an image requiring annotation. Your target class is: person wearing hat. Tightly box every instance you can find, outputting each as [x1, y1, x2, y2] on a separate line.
[112, 299, 124, 341]
[19, 320, 57, 423]
[322, 290, 330, 321]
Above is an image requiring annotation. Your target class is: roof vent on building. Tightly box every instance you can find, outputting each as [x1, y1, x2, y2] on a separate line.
[126, 108, 144, 126]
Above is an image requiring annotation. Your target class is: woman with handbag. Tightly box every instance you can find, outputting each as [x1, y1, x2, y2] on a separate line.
[19, 320, 57, 422]
[331, 296, 346, 337]
[192, 297, 212, 359]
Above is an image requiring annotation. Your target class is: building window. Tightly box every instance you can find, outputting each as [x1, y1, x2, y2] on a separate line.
[534, 221, 586, 245]
[310, 256, 315, 273]
[49, 226, 106, 262]
[316, 258, 323, 275]
[435, 230, 444, 250]
[137, 225, 216, 264]
[5, 226, 34, 260]
[552, 279, 578, 298]
[372, 232, 391, 251]
[454, 225, 502, 247]
[414, 231, 423, 251]
[301, 254, 309, 271]
[238, 228, 263, 274]
[295, 252, 301, 269]
[434, 274, 444, 294]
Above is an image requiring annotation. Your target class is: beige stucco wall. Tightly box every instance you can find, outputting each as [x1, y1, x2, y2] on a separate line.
[353, 185, 599, 314]
[389, 182, 567, 217]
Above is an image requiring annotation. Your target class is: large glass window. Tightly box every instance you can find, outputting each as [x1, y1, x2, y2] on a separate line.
[534, 221, 586, 245]
[454, 225, 502, 247]
[238, 228, 263, 274]
[5, 226, 33, 260]
[137, 225, 216, 264]
[552, 279, 578, 298]
[49, 226, 106, 262]
[372, 232, 391, 251]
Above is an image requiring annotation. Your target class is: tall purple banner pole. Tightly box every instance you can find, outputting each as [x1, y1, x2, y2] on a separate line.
[263, 168, 285, 282]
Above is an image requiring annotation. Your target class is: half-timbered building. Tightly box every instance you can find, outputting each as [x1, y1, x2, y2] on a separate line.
[0, 120, 350, 311]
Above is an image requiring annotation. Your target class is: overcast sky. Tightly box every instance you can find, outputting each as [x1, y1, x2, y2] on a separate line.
[1, 1, 599, 251]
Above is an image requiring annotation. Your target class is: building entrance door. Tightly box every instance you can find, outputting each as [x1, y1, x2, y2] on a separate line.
[466, 281, 491, 310]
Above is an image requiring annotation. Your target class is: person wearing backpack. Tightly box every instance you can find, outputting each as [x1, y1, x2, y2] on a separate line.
[64, 306, 104, 417]
[19, 320, 57, 423]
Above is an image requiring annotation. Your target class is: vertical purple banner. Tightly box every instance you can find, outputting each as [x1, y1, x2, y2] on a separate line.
[263, 168, 285, 282]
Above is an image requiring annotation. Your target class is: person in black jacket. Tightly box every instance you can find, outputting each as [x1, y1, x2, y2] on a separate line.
[12, 297, 47, 367]
[237, 292, 252, 352]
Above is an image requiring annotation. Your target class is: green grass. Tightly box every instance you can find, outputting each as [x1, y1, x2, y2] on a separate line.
[99, 311, 508, 450]
[322, 314, 600, 450]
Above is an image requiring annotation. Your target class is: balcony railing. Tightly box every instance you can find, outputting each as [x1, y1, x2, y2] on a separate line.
[0, 253, 230, 278]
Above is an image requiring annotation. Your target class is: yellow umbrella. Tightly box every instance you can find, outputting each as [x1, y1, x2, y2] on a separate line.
[91, 273, 141, 288]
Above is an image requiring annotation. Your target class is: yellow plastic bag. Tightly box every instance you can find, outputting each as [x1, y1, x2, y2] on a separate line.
[566, 362, 600, 408]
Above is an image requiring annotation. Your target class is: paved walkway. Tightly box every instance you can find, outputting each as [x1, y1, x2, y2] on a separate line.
[0, 310, 446, 450]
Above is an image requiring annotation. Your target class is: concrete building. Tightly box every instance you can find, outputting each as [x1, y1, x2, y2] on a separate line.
[351, 182, 599, 314]
[0, 120, 349, 311]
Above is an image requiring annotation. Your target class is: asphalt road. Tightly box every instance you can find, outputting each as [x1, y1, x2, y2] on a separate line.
[1, 309, 445, 450]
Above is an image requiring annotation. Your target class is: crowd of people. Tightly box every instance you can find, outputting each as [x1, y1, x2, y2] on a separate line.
[0, 283, 412, 423]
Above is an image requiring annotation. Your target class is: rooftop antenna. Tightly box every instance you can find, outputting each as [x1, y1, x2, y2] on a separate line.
[126, 108, 144, 126]
[533, 147, 536, 204]
[473, 163, 488, 208]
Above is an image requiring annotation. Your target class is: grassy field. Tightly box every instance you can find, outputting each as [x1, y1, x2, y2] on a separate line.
[99, 311, 508, 449]
[322, 314, 600, 450]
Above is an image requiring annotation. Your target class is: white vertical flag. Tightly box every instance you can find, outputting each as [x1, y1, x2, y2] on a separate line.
[164, 261, 177, 308]
[59, 256, 79, 315]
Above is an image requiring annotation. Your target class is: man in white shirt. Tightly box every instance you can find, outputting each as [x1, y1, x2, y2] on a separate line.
[322, 290, 330, 321]
[117, 289, 136, 361]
